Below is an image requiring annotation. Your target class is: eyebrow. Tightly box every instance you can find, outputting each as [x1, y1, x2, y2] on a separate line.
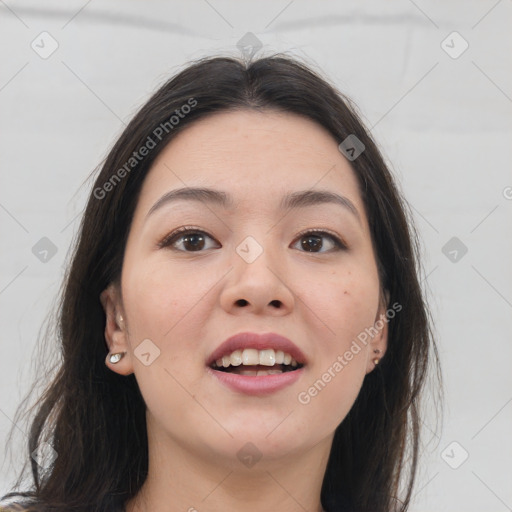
[145, 186, 361, 223]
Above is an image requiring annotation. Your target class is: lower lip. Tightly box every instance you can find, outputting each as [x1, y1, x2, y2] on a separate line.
[207, 367, 305, 396]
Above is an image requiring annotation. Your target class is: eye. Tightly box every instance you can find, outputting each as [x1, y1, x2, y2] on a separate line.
[157, 227, 219, 252]
[292, 229, 347, 253]
[158, 227, 347, 253]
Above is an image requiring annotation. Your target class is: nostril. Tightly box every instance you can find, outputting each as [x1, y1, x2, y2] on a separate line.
[236, 299, 248, 306]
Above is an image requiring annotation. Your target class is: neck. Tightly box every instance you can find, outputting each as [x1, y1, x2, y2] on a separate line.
[125, 417, 333, 512]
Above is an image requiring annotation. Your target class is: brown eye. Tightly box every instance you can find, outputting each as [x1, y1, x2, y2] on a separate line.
[293, 230, 347, 253]
[158, 227, 347, 253]
[158, 228, 219, 252]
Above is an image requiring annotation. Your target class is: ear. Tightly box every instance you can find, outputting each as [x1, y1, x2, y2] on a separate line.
[100, 283, 134, 376]
[365, 289, 390, 374]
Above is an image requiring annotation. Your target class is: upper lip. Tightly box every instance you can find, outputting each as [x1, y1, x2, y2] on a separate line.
[206, 332, 307, 367]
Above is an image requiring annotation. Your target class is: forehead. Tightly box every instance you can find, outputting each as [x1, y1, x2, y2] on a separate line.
[136, 109, 363, 215]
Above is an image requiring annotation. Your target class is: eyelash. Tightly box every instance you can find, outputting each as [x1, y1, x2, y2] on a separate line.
[157, 226, 348, 253]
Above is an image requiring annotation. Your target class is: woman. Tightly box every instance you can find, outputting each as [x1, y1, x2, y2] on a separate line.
[1, 53, 442, 512]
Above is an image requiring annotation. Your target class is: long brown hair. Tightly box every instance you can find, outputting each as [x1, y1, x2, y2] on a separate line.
[1, 52, 442, 512]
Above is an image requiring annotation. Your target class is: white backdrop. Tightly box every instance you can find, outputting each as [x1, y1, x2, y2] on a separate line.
[1, 1, 511, 511]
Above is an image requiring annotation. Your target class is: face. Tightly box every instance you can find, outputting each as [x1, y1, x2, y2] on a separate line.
[101, 109, 388, 468]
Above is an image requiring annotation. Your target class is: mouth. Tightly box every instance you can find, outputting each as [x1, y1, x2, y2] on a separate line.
[206, 332, 307, 395]
[210, 348, 305, 376]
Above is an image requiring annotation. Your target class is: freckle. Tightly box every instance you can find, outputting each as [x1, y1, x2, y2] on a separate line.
[344, 290, 348, 295]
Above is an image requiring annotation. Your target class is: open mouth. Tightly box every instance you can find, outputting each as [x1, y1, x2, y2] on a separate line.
[210, 348, 305, 376]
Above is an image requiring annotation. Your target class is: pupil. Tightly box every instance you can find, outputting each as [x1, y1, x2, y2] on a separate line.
[302, 235, 321, 252]
[184, 234, 204, 250]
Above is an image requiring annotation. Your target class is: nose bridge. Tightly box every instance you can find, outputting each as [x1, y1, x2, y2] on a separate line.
[221, 230, 293, 312]
[231, 210, 276, 265]
[235, 234, 267, 266]
[234, 231, 284, 287]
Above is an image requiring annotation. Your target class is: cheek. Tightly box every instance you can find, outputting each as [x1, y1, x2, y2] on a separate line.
[121, 257, 210, 358]
[120, 260, 210, 414]
[309, 264, 380, 346]
[296, 265, 378, 423]
[300, 355, 366, 439]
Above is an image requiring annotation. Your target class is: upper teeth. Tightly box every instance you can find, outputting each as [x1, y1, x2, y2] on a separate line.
[215, 348, 299, 368]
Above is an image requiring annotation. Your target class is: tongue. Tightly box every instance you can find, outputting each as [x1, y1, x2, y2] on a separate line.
[227, 364, 284, 374]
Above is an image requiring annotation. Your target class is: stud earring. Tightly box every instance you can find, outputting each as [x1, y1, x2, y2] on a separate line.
[109, 352, 126, 364]
[373, 349, 381, 365]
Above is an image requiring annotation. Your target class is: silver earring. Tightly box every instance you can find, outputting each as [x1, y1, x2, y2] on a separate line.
[109, 352, 126, 364]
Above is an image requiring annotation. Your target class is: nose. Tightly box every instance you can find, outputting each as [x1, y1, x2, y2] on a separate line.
[219, 237, 295, 316]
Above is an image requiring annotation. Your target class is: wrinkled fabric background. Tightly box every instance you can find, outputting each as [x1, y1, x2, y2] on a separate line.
[1, 2, 511, 510]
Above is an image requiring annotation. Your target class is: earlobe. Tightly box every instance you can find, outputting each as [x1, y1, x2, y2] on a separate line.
[366, 290, 390, 373]
[100, 283, 133, 376]
[105, 350, 133, 376]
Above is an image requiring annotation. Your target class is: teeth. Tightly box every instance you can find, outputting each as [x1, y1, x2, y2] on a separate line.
[238, 369, 283, 376]
[230, 349, 243, 366]
[257, 369, 282, 376]
[259, 349, 275, 366]
[214, 348, 299, 368]
[242, 348, 259, 365]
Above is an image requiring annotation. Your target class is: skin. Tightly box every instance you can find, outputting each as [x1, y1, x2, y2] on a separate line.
[100, 109, 388, 512]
